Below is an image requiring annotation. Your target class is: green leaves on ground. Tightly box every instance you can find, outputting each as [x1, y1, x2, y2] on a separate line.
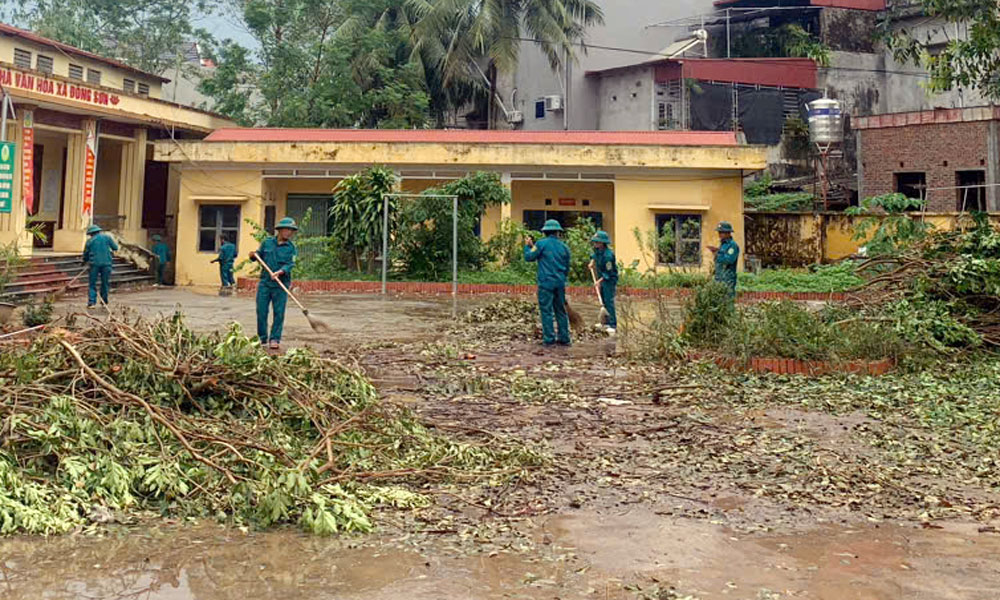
[0, 315, 537, 535]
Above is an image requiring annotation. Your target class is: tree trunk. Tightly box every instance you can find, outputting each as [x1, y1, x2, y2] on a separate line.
[488, 61, 498, 130]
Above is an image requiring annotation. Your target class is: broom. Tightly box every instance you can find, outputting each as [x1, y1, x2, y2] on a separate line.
[255, 258, 332, 334]
[590, 266, 610, 326]
[47, 268, 87, 302]
[565, 297, 584, 331]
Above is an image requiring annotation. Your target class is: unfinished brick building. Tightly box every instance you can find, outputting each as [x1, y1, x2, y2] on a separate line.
[855, 107, 1000, 212]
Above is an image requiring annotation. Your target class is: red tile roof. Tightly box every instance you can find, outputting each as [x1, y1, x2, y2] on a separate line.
[0, 22, 169, 83]
[204, 128, 740, 147]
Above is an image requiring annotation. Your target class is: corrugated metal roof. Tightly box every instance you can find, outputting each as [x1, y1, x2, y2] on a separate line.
[204, 128, 740, 147]
[0, 22, 170, 83]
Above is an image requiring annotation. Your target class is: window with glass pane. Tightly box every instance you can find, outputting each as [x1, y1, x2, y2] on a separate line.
[655, 214, 702, 266]
[198, 205, 241, 253]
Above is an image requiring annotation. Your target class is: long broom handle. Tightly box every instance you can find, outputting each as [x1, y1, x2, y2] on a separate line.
[589, 265, 604, 305]
[254, 254, 309, 314]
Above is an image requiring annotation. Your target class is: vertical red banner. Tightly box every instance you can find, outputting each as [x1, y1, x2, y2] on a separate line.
[21, 110, 33, 214]
[82, 121, 96, 218]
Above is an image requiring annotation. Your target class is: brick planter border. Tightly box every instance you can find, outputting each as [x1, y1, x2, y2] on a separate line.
[689, 352, 894, 376]
[236, 278, 846, 303]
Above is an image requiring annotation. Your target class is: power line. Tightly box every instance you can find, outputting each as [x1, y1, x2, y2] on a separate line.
[509, 37, 933, 80]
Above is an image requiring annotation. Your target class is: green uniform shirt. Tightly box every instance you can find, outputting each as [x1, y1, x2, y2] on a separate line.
[714, 238, 740, 290]
[254, 237, 297, 286]
[524, 235, 570, 289]
[152, 242, 171, 264]
[217, 242, 237, 267]
[591, 247, 618, 283]
[83, 233, 119, 267]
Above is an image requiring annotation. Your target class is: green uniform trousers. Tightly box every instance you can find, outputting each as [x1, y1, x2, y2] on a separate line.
[88, 265, 112, 306]
[600, 279, 618, 329]
[538, 284, 571, 345]
[256, 282, 288, 343]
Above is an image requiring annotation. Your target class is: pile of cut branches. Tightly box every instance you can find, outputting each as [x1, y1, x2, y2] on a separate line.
[852, 215, 1000, 346]
[0, 314, 538, 535]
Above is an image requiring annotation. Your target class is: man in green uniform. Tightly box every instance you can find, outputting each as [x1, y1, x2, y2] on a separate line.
[524, 219, 571, 347]
[588, 230, 618, 334]
[250, 217, 298, 351]
[709, 221, 740, 299]
[151, 234, 171, 286]
[82, 224, 118, 308]
[211, 233, 238, 289]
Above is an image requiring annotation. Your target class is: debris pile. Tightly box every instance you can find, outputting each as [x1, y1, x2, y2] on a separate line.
[854, 216, 1000, 347]
[0, 315, 537, 535]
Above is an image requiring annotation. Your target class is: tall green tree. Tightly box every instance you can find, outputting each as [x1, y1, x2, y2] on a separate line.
[883, 1, 1000, 99]
[201, 0, 434, 127]
[408, 0, 603, 126]
[12, 0, 212, 74]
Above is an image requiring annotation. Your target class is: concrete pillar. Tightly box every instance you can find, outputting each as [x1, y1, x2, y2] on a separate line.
[987, 120, 999, 211]
[0, 114, 30, 252]
[51, 119, 92, 253]
[117, 127, 148, 245]
[856, 128, 866, 203]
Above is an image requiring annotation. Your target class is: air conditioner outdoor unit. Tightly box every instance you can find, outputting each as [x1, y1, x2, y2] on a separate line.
[507, 110, 524, 124]
[544, 95, 564, 111]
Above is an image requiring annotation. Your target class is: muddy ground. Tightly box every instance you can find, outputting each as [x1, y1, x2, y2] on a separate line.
[3, 288, 1000, 599]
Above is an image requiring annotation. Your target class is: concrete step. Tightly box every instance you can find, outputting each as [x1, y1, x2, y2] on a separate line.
[1, 274, 154, 300]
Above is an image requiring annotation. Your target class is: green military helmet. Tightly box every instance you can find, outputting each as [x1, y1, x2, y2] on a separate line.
[541, 219, 563, 233]
[716, 221, 734, 234]
[591, 230, 611, 244]
[86, 225, 102, 235]
[152, 234, 162, 242]
[275, 217, 299, 231]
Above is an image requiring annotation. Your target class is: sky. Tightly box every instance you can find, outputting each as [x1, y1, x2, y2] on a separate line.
[197, 7, 258, 50]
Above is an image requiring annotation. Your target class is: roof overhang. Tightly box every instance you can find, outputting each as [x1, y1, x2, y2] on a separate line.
[154, 133, 768, 172]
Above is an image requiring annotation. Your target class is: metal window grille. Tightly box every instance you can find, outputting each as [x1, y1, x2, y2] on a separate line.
[86, 69, 102, 85]
[137, 82, 150, 95]
[68, 64, 84, 80]
[123, 78, 136, 93]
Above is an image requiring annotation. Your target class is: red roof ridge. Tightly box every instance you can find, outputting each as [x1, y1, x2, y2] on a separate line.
[0, 22, 169, 83]
[203, 128, 740, 147]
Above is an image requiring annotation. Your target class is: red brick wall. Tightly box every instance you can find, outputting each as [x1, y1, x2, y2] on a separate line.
[860, 121, 990, 212]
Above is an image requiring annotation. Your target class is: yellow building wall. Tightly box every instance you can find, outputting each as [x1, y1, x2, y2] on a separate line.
[174, 169, 264, 286]
[510, 181, 616, 236]
[613, 175, 744, 271]
[94, 141, 122, 219]
[0, 34, 162, 97]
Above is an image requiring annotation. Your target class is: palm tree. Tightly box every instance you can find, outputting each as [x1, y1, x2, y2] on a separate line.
[408, 0, 604, 128]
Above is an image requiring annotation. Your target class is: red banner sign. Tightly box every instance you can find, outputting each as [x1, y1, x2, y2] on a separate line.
[558, 198, 577, 207]
[21, 110, 34, 214]
[82, 123, 97, 218]
[0, 68, 120, 108]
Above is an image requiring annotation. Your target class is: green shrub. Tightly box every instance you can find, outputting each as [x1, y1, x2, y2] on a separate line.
[746, 192, 815, 212]
[738, 262, 863, 293]
[681, 282, 736, 348]
[22, 302, 54, 328]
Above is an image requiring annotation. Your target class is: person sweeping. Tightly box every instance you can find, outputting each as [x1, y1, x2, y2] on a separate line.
[708, 221, 740, 300]
[211, 233, 238, 291]
[151, 234, 171, 286]
[524, 219, 572, 347]
[588, 230, 618, 335]
[249, 217, 298, 351]
[83, 224, 118, 309]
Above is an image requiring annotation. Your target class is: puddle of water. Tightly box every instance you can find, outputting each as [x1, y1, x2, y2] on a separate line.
[0, 525, 577, 600]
